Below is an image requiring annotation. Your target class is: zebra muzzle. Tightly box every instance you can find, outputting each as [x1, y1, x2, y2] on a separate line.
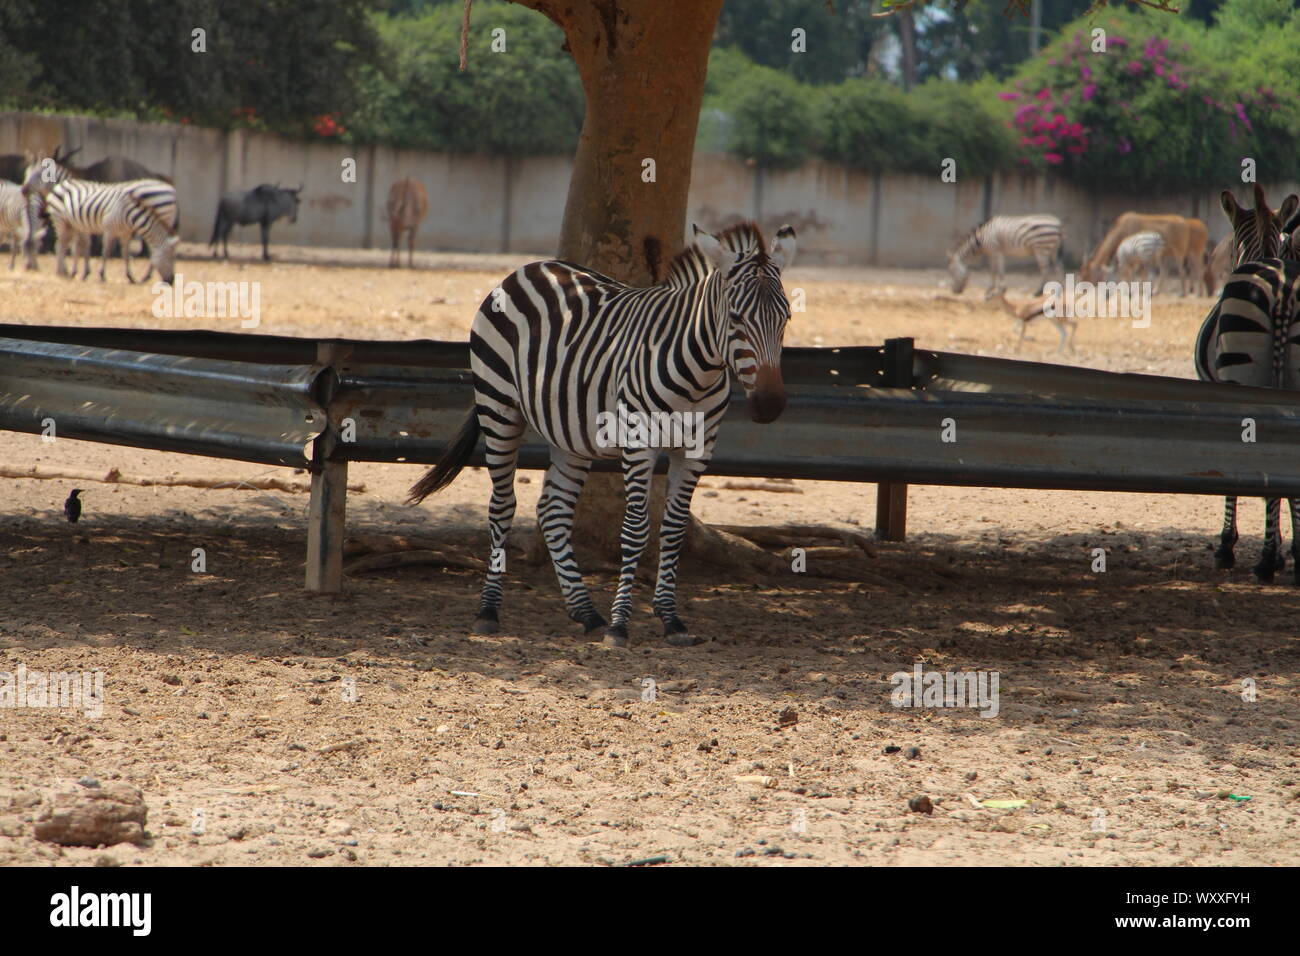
[747, 366, 786, 423]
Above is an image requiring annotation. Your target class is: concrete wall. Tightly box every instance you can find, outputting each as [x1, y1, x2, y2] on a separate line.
[3, 111, 1294, 268]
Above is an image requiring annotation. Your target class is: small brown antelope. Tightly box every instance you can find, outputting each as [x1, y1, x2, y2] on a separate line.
[998, 291, 1075, 354]
[386, 178, 429, 268]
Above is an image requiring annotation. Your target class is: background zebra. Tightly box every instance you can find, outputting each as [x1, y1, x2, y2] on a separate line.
[407, 222, 796, 648]
[23, 157, 179, 284]
[0, 180, 44, 270]
[947, 214, 1062, 297]
[1112, 230, 1167, 289]
[1194, 184, 1300, 582]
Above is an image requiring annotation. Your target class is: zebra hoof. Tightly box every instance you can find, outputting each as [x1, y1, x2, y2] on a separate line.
[603, 625, 629, 648]
[1253, 565, 1276, 584]
[663, 619, 703, 647]
[1214, 551, 1235, 570]
[578, 612, 607, 635]
[472, 611, 499, 635]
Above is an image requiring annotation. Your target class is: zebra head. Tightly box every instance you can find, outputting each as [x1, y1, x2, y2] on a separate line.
[692, 222, 796, 424]
[947, 250, 970, 293]
[1220, 184, 1299, 265]
[19, 145, 77, 197]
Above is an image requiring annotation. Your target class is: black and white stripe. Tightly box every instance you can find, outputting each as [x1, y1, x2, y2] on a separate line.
[0, 180, 43, 270]
[948, 214, 1062, 295]
[408, 222, 796, 646]
[21, 156, 178, 283]
[1194, 184, 1300, 581]
[1114, 230, 1167, 287]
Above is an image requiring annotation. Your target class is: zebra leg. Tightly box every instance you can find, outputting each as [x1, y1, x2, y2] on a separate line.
[474, 408, 526, 634]
[652, 451, 709, 647]
[261, 220, 272, 261]
[1254, 497, 1282, 583]
[603, 449, 656, 647]
[986, 252, 1005, 298]
[1215, 496, 1238, 569]
[537, 450, 606, 635]
[122, 234, 136, 283]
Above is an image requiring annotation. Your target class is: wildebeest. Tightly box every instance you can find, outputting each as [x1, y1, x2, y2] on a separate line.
[386, 178, 429, 268]
[210, 184, 302, 260]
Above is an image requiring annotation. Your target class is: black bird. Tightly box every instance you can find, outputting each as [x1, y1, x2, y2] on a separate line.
[63, 489, 83, 523]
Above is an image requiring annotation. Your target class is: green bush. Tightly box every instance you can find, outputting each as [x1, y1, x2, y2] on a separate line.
[348, 0, 583, 155]
[997, 3, 1300, 192]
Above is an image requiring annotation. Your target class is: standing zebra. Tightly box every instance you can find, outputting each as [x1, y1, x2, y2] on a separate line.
[407, 222, 796, 647]
[21, 155, 178, 283]
[1194, 184, 1300, 582]
[1112, 230, 1167, 289]
[0, 181, 45, 270]
[948, 214, 1062, 297]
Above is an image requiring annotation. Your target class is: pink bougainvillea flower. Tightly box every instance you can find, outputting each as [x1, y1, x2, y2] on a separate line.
[998, 91, 1018, 101]
[1044, 153, 1064, 164]
[1082, 83, 1097, 101]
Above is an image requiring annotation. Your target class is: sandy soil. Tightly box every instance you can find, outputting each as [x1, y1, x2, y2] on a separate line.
[1, 243, 1296, 866]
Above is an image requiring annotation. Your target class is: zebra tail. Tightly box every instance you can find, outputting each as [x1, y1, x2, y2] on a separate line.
[406, 409, 481, 504]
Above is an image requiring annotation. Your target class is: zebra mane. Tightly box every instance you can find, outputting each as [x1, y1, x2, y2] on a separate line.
[660, 221, 768, 288]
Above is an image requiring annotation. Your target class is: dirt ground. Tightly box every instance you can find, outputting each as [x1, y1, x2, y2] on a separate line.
[1, 241, 1296, 867]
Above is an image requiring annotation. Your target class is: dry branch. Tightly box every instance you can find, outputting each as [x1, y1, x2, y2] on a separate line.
[712, 523, 877, 558]
[0, 465, 365, 494]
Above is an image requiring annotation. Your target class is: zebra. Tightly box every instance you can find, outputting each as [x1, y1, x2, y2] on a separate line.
[1194, 183, 1300, 582]
[21, 155, 178, 283]
[1112, 230, 1167, 290]
[406, 222, 796, 647]
[948, 214, 1062, 297]
[386, 178, 429, 268]
[0, 180, 46, 270]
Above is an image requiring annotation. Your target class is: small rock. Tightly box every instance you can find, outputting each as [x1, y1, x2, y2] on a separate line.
[905, 747, 922, 760]
[307, 847, 335, 859]
[77, 777, 101, 789]
[908, 795, 935, 815]
[34, 784, 147, 847]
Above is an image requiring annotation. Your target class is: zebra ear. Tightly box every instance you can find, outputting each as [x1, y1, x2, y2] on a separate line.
[691, 224, 736, 273]
[1220, 190, 1241, 222]
[1277, 193, 1299, 227]
[770, 224, 796, 271]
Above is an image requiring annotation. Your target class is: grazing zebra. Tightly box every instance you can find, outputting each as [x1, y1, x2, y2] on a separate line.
[23, 158, 179, 284]
[386, 178, 429, 268]
[0, 180, 45, 270]
[948, 214, 1062, 297]
[1194, 184, 1300, 582]
[1113, 230, 1167, 289]
[407, 222, 796, 647]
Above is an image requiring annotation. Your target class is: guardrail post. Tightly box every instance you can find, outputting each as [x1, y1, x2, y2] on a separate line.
[306, 343, 348, 593]
[875, 337, 913, 542]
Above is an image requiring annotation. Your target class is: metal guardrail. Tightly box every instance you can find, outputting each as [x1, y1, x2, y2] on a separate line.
[0, 337, 327, 468]
[327, 365, 1300, 496]
[4, 324, 1300, 591]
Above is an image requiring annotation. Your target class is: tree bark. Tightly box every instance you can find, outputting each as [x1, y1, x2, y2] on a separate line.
[510, 0, 723, 282]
